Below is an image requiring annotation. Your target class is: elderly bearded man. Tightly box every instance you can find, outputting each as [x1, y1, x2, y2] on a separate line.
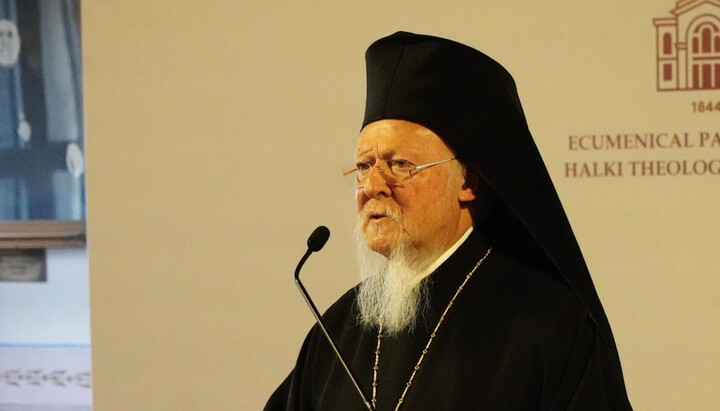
[266, 32, 632, 411]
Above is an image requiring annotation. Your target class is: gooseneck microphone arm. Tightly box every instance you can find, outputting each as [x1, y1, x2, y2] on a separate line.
[294, 226, 373, 410]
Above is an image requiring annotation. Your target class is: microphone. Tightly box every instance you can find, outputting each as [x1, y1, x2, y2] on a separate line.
[306, 225, 330, 252]
[294, 226, 373, 410]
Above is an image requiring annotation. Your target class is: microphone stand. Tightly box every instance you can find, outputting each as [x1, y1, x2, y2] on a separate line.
[294, 245, 373, 410]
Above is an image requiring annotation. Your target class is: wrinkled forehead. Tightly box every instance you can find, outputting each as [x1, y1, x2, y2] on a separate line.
[355, 119, 454, 160]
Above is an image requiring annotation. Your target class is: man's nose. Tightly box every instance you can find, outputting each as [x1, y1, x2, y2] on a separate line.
[360, 165, 393, 198]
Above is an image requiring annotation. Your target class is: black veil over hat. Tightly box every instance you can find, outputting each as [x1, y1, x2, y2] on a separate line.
[362, 31, 623, 367]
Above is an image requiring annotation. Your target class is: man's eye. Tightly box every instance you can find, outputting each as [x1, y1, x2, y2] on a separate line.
[389, 160, 411, 170]
[356, 163, 371, 172]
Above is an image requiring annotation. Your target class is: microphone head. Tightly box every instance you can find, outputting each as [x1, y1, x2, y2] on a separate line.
[307, 226, 330, 252]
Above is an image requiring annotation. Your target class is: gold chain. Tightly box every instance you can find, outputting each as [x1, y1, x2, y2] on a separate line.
[371, 246, 492, 410]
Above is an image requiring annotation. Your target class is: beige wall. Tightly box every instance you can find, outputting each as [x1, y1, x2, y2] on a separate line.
[85, 1, 720, 410]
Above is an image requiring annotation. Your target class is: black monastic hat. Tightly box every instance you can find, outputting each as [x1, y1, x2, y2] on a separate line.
[361, 31, 621, 361]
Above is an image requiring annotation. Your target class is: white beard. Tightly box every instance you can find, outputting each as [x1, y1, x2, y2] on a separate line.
[354, 214, 446, 336]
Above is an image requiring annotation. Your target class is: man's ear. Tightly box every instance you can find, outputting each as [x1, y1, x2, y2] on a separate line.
[458, 169, 479, 203]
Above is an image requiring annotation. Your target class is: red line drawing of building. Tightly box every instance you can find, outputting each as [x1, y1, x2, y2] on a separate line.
[653, 0, 720, 91]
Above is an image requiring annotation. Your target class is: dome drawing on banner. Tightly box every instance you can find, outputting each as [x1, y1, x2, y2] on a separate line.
[653, 0, 720, 91]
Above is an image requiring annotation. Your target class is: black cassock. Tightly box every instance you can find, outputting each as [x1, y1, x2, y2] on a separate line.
[265, 230, 632, 411]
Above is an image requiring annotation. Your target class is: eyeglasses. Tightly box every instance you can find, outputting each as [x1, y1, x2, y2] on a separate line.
[343, 157, 456, 185]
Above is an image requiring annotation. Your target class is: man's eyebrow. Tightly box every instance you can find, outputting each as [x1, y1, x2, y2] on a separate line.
[355, 147, 398, 159]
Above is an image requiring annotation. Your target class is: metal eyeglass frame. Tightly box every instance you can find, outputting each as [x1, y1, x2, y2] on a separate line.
[343, 157, 456, 185]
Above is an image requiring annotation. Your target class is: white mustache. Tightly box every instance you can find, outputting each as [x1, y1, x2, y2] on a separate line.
[360, 201, 401, 224]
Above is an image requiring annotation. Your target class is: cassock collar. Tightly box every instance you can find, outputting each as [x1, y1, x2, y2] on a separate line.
[420, 226, 474, 280]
